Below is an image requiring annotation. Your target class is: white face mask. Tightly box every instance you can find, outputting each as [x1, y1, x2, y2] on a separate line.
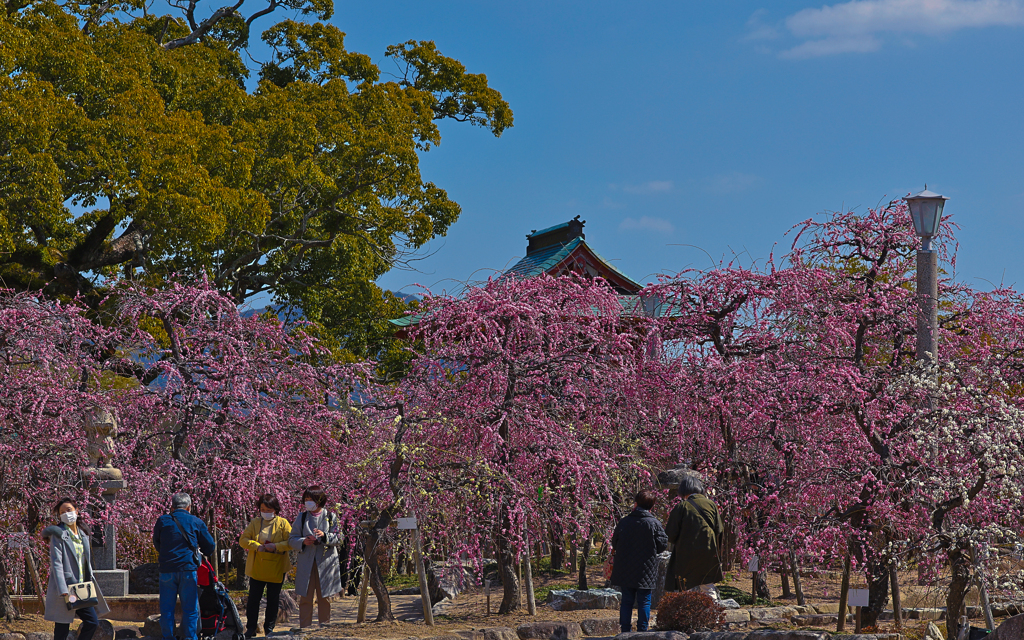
[304, 501, 318, 512]
[60, 511, 78, 525]
[260, 511, 275, 521]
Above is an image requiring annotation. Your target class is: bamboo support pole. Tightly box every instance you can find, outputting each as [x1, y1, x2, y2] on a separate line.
[890, 560, 903, 630]
[356, 563, 370, 623]
[17, 526, 45, 608]
[789, 549, 805, 606]
[970, 545, 995, 631]
[413, 527, 435, 626]
[523, 534, 536, 616]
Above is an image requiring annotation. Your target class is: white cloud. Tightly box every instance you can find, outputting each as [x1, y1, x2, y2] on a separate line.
[745, 9, 782, 40]
[780, 35, 883, 58]
[617, 180, 674, 195]
[619, 216, 675, 234]
[706, 172, 765, 194]
[778, 0, 1024, 57]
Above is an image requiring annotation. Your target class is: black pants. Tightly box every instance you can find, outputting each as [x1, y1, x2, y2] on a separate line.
[55, 605, 99, 640]
[246, 578, 283, 635]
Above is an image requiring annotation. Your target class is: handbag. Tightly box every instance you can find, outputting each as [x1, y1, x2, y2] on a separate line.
[171, 514, 203, 567]
[64, 580, 100, 610]
[602, 552, 614, 581]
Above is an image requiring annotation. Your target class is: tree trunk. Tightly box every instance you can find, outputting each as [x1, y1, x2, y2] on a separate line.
[550, 542, 565, 572]
[780, 569, 793, 599]
[861, 560, 890, 628]
[720, 520, 735, 571]
[496, 533, 521, 614]
[396, 546, 408, 575]
[752, 571, 770, 602]
[946, 544, 972, 640]
[0, 559, 17, 622]
[578, 530, 592, 590]
[231, 544, 248, 590]
[549, 523, 565, 572]
[23, 555, 36, 595]
[366, 529, 395, 622]
[568, 540, 578, 573]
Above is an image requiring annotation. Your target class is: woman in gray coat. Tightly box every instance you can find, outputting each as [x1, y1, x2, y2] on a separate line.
[288, 486, 343, 629]
[42, 498, 110, 640]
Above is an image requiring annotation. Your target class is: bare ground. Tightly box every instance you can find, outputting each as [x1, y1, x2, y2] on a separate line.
[1, 564, 1014, 640]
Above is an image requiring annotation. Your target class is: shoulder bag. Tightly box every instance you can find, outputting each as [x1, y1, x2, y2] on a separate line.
[171, 513, 203, 567]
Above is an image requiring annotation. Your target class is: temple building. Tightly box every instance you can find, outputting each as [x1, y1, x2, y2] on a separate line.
[389, 216, 666, 331]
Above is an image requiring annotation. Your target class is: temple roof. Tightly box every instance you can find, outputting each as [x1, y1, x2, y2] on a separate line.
[389, 217, 650, 329]
[502, 236, 642, 295]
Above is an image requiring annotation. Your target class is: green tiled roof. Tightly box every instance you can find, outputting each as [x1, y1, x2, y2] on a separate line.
[389, 235, 647, 329]
[503, 237, 642, 291]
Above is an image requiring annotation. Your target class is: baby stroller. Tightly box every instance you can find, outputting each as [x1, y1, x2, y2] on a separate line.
[198, 559, 245, 640]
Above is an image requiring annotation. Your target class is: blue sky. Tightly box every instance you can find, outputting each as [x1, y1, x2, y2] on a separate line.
[327, 1, 1024, 295]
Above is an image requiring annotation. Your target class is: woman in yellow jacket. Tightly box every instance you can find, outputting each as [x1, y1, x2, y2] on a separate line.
[240, 493, 292, 638]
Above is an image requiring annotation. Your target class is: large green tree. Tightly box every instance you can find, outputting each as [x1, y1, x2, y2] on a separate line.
[0, 0, 512, 361]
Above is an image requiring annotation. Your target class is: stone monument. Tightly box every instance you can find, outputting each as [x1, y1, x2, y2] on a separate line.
[81, 408, 129, 597]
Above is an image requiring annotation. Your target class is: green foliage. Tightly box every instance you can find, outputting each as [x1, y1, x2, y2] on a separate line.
[716, 583, 771, 607]
[0, 0, 512, 366]
[532, 582, 576, 602]
[384, 572, 419, 588]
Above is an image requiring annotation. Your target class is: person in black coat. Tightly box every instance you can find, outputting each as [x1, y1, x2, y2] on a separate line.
[610, 489, 669, 633]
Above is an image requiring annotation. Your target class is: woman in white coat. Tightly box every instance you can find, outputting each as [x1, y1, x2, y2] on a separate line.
[288, 486, 342, 629]
[42, 498, 110, 640]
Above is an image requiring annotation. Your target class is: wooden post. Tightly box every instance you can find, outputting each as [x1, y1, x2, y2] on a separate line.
[781, 569, 792, 599]
[523, 534, 537, 616]
[889, 560, 903, 630]
[970, 545, 996, 631]
[854, 606, 862, 634]
[789, 549, 805, 606]
[356, 563, 370, 623]
[837, 551, 851, 633]
[17, 526, 45, 608]
[485, 579, 491, 616]
[412, 526, 435, 626]
[518, 559, 524, 606]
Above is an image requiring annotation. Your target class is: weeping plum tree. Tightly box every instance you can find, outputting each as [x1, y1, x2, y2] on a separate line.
[647, 199, 1024, 628]
[390, 274, 658, 613]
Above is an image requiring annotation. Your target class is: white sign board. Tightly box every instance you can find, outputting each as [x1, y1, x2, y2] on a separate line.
[747, 555, 759, 572]
[848, 588, 870, 608]
[7, 533, 30, 549]
[396, 517, 418, 530]
[220, 548, 231, 563]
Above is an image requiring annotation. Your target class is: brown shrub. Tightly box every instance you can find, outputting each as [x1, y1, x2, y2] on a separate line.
[655, 591, 725, 633]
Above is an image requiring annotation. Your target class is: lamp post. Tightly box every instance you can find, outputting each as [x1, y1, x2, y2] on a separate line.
[905, 186, 948, 364]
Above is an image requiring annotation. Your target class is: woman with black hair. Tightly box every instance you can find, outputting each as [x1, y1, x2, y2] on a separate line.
[288, 486, 342, 629]
[42, 498, 110, 640]
[240, 493, 292, 638]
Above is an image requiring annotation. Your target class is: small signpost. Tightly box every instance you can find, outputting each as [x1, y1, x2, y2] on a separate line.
[849, 588, 869, 633]
[747, 555, 760, 602]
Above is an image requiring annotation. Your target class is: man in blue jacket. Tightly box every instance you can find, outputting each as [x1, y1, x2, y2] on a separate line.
[153, 493, 216, 640]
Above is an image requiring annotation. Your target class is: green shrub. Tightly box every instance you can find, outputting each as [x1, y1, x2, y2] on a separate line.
[655, 591, 725, 633]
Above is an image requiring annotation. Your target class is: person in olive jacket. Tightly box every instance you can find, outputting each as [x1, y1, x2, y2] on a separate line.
[610, 489, 668, 633]
[664, 474, 724, 600]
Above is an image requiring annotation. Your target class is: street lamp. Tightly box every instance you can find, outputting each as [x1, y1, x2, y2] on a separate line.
[905, 186, 949, 364]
